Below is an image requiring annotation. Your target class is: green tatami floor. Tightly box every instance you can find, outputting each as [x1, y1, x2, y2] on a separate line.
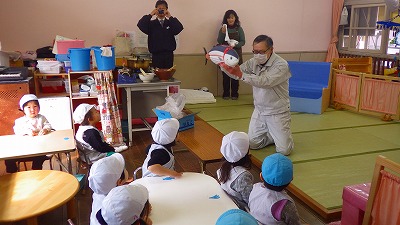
[185, 95, 400, 218]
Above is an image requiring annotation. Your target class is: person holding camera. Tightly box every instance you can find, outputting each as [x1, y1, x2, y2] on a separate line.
[137, 0, 184, 69]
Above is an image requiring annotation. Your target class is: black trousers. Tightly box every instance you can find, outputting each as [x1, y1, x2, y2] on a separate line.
[5, 155, 48, 173]
[152, 52, 173, 69]
[222, 71, 239, 98]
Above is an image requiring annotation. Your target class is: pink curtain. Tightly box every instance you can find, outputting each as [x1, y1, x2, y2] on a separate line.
[370, 170, 400, 225]
[360, 78, 400, 114]
[94, 71, 125, 146]
[325, 0, 345, 62]
[334, 73, 361, 107]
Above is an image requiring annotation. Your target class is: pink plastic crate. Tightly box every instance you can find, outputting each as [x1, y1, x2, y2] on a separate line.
[341, 183, 371, 225]
[57, 40, 85, 54]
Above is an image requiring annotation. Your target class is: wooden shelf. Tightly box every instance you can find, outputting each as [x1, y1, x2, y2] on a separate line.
[71, 95, 98, 100]
[37, 92, 69, 98]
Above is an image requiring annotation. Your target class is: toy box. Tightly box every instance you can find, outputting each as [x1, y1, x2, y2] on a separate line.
[153, 108, 196, 131]
[341, 183, 370, 225]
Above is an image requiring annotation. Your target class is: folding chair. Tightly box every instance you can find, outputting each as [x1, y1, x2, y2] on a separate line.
[75, 140, 93, 172]
[362, 155, 400, 225]
[75, 140, 94, 193]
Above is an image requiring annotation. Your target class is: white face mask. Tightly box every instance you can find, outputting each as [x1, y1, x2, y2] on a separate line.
[253, 53, 268, 65]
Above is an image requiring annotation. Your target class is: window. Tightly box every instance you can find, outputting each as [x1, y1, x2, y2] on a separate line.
[339, 3, 389, 54]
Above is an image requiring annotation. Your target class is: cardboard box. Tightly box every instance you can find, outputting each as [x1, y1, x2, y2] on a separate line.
[153, 108, 196, 131]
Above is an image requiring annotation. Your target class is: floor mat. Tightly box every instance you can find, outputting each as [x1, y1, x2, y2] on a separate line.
[185, 94, 400, 217]
[292, 149, 400, 210]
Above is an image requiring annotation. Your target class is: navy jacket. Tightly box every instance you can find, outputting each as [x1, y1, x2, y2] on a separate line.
[137, 15, 184, 54]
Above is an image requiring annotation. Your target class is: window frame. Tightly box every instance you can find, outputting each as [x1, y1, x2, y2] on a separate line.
[339, 0, 390, 55]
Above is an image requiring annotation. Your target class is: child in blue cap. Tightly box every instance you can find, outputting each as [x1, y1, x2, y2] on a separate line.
[248, 153, 301, 225]
[216, 209, 258, 225]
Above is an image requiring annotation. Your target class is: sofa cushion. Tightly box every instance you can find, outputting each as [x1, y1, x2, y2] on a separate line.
[289, 82, 324, 99]
[288, 61, 331, 86]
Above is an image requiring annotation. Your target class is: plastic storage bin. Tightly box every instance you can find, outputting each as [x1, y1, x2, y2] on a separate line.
[37, 60, 62, 74]
[92, 46, 116, 70]
[40, 78, 65, 93]
[69, 48, 91, 71]
[153, 108, 195, 131]
[55, 54, 69, 62]
[57, 40, 85, 54]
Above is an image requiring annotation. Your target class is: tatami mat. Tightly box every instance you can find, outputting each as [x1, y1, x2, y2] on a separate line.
[206, 110, 397, 136]
[191, 105, 254, 122]
[185, 94, 400, 214]
[250, 123, 400, 163]
[292, 149, 400, 210]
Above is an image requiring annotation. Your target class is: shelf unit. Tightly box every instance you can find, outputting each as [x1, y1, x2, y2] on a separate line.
[33, 71, 69, 98]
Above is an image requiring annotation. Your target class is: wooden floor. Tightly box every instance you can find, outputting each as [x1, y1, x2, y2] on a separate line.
[0, 129, 331, 225]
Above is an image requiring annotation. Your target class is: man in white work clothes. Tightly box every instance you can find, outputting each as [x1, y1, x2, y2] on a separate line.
[219, 34, 294, 155]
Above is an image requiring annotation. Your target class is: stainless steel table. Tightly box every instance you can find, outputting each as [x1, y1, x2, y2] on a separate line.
[117, 79, 181, 146]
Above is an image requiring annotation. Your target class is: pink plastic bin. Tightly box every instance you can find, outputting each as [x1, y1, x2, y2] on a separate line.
[341, 183, 371, 225]
[57, 40, 85, 54]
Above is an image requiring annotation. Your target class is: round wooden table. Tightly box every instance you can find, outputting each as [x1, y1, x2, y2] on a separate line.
[0, 170, 79, 225]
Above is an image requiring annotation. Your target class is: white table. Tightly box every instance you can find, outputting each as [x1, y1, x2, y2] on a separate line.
[131, 172, 238, 225]
[0, 129, 76, 173]
[117, 79, 181, 146]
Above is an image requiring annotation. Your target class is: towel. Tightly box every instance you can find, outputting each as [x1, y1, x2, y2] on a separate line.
[223, 24, 239, 47]
[100, 47, 113, 57]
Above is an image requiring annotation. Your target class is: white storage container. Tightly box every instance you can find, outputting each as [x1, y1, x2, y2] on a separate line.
[37, 60, 62, 74]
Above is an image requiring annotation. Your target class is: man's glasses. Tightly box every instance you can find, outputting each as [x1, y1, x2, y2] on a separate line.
[252, 48, 271, 54]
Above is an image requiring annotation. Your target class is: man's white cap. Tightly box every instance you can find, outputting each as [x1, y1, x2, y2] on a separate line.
[101, 184, 149, 225]
[73, 103, 96, 124]
[19, 94, 38, 110]
[89, 153, 125, 195]
[151, 118, 180, 145]
[220, 131, 249, 163]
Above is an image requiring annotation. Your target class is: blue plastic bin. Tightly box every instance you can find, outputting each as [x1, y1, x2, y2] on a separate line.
[153, 108, 195, 131]
[68, 48, 91, 71]
[92, 46, 116, 71]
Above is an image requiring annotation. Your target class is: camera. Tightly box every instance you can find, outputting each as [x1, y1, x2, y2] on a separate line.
[158, 9, 164, 14]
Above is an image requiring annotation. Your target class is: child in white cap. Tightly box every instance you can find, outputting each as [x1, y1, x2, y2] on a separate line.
[73, 103, 126, 163]
[217, 131, 253, 210]
[89, 153, 132, 225]
[5, 94, 52, 173]
[96, 184, 152, 225]
[141, 118, 182, 178]
[216, 209, 258, 225]
[248, 153, 301, 225]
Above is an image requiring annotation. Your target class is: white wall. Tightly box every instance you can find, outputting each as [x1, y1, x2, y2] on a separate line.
[0, 0, 332, 53]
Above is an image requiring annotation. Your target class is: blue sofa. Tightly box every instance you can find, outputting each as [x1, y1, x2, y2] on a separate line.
[288, 61, 332, 114]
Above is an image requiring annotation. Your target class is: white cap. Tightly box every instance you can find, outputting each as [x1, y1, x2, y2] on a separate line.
[151, 118, 180, 145]
[73, 103, 96, 124]
[220, 131, 249, 163]
[19, 94, 38, 110]
[89, 153, 125, 195]
[101, 184, 149, 225]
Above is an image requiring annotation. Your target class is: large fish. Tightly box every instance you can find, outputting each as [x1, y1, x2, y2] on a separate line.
[204, 45, 239, 67]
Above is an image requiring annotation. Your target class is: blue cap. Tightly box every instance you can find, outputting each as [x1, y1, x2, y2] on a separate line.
[216, 209, 258, 225]
[261, 153, 293, 186]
